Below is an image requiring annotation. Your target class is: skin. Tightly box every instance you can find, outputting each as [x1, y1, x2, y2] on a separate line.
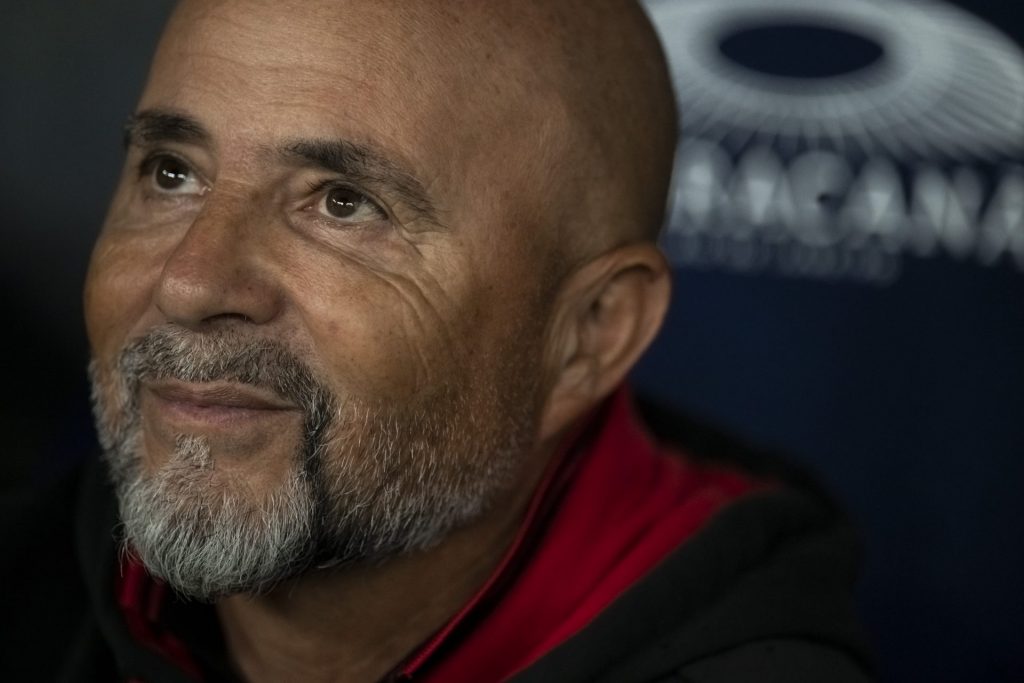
[83, 0, 677, 681]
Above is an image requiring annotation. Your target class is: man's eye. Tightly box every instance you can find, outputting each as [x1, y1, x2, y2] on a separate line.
[317, 186, 385, 223]
[141, 155, 203, 195]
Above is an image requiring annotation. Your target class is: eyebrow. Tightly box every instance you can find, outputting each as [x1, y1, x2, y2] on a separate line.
[123, 109, 211, 148]
[278, 139, 439, 225]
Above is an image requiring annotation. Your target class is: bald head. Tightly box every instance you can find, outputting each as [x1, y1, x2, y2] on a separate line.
[450, 0, 681, 253]
[429, 0, 680, 249]
[503, 0, 680, 249]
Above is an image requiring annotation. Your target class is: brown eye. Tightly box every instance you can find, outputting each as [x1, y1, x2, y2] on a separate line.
[325, 187, 363, 218]
[153, 157, 191, 191]
[318, 186, 384, 224]
[140, 154, 202, 197]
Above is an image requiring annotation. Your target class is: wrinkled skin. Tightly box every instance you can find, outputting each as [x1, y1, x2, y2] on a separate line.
[84, 0, 676, 680]
[87, 1, 561, 494]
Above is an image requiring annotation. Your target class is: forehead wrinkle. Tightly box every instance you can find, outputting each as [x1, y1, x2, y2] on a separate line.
[181, 47, 378, 97]
[172, 0, 414, 81]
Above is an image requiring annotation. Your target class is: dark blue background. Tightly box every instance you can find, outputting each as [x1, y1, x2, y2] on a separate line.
[1, 1, 1020, 681]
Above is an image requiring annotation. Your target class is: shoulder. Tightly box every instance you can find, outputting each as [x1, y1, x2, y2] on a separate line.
[517, 488, 873, 682]
[514, 395, 874, 682]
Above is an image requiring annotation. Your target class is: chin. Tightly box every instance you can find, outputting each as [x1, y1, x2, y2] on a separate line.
[88, 324, 540, 598]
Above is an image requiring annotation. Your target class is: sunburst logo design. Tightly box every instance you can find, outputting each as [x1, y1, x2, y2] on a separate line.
[646, 0, 1024, 283]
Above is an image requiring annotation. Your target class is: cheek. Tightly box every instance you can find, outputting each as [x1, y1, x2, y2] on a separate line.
[294, 272, 465, 401]
[283, 245, 484, 402]
[83, 228, 171, 363]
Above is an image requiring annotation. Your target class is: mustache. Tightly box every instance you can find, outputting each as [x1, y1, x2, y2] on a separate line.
[116, 325, 332, 419]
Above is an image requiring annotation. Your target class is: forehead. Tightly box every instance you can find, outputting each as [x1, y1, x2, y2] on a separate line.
[146, 2, 460, 155]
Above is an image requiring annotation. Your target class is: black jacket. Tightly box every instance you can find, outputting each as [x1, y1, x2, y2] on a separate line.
[1, 403, 872, 682]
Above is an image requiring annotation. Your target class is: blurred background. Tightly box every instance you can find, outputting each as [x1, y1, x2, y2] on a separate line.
[1, 1, 1021, 681]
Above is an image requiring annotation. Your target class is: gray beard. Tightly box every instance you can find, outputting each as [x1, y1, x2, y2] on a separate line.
[89, 325, 533, 602]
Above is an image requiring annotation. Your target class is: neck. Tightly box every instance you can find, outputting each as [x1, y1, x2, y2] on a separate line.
[215, 447, 553, 683]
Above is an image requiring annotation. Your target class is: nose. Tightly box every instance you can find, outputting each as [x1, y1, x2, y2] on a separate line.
[154, 196, 282, 328]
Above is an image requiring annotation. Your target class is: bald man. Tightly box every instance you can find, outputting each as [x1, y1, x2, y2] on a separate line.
[2, 1, 871, 681]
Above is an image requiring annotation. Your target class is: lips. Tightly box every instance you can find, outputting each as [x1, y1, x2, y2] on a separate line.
[143, 379, 300, 428]
[147, 379, 295, 409]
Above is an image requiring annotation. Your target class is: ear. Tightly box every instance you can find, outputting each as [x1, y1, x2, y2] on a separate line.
[538, 242, 671, 442]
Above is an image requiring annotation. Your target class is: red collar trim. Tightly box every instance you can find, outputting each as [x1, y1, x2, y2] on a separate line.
[117, 554, 205, 681]
[397, 387, 761, 681]
[396, 395, 602, 675]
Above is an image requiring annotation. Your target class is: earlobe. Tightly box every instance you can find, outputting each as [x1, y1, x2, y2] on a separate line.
[538, 243, 671, 442]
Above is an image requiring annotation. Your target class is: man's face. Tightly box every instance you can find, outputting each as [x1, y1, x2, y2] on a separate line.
[85, 0, 561, 599]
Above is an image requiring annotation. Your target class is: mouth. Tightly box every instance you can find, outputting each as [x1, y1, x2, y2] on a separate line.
[143, 379, 301, 428]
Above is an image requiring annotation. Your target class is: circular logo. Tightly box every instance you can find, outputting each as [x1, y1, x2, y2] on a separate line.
[646, 0, 1024, 161]
[645, 0, 1024, 283]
